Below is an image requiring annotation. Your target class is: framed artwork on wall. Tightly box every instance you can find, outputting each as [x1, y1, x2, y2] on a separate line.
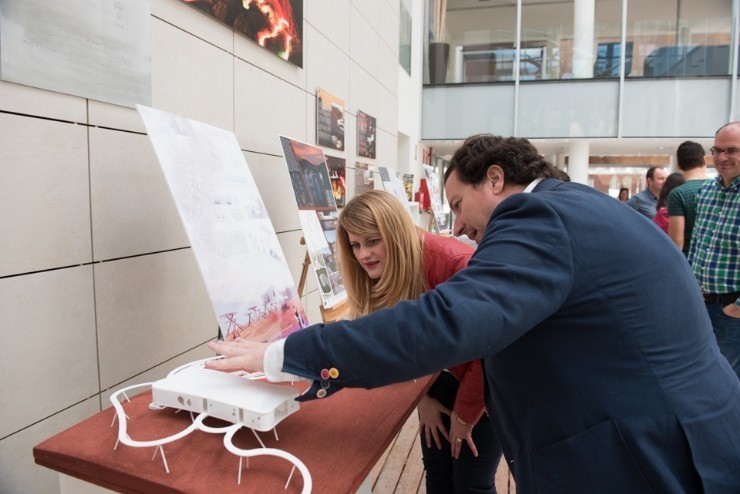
[316, 88, 345, 151]
[181, 0, 303, 67]
[357, 110, 377, 159]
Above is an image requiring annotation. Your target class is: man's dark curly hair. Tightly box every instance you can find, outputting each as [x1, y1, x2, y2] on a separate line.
[444, 134, 563, 185]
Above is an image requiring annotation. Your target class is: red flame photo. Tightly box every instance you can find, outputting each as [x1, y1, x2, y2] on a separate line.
[182, 0, 303, 67]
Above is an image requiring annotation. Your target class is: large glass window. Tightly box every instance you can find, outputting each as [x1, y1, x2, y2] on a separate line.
[425, 0, 735, 84]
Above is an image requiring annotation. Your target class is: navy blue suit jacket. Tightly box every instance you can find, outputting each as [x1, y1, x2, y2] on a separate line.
[284, 179, 740, 492]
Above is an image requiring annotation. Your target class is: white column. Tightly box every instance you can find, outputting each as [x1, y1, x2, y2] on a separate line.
[572, 0, 595, 78]
[568, 140, 590, 185]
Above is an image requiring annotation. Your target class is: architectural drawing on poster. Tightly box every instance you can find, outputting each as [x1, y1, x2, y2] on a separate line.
[423, 164, 450, 233]
[377, 166, 412, 215]
[354, 162, 376, 196]
[138, 105, 307, 342]
[279, 136, 347, 309]
[123, 106, 312, 491]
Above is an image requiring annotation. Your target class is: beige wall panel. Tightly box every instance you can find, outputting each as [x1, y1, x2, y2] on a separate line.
[276, 228, 311, 295]
[377, 0, 401, 58]
[378, 40, 401, 97]
[350, 8, 379, 84]
[0, 114, 91, 277]
[0, 80, 86, 123]
[379, 84, 400, 138]
[0, 266, 97, 437]
[243, 151, 301, 233]
[0, 398, 100, 494]
[346, 113, 360, 165]
[303, 289, 324, 326]
[88, 101, 147, 134]
[151, 0, 234, 53]
[351, 0, 379, 29]
[102, 344, 214, 405]
[151, 18, 234, 132]
[234, 61, 307, 156]
[349, 61, 380, 120]
[305, 93, 319, 149]
[232, 21, 306, 91]
[95, 250, 216, 389]
[377, 128, 399, 168]
[305, 0, 351, 53]
[305, 25, 351, 102]
[90, 127, 189, 261]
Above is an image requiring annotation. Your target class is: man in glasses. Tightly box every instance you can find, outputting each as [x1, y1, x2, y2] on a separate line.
[689, 122, 740, 380]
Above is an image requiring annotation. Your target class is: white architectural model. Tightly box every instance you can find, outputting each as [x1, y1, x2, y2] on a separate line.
[110, 357, 312, 492]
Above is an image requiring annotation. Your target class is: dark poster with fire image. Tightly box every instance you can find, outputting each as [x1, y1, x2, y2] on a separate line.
[181, 0, 303, 67]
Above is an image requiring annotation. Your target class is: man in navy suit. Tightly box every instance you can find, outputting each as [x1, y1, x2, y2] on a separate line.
[209, 135, 740, 492]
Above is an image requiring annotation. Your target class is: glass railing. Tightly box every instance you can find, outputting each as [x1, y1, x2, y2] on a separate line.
[426, 16, 735, 84]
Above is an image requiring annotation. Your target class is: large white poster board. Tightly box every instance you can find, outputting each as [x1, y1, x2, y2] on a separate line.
[377, 166, 412, 216]
[138, 105, 307, 342]
[0, 0, 151, 107]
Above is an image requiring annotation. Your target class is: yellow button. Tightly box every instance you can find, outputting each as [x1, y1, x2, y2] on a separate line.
[329, 368, 339, 379]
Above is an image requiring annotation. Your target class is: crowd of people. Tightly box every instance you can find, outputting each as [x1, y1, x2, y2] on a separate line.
[626, 125, 740, 384]
[206, 129, 740, 492]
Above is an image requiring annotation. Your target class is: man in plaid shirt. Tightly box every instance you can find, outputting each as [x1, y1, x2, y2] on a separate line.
[689, 121, 740, 380]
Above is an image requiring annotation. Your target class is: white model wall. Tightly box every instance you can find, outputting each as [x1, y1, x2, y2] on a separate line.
[0, 1, 418, 492]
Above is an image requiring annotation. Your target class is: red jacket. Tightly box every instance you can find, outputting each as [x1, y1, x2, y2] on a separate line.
[422, 233, 486, 425]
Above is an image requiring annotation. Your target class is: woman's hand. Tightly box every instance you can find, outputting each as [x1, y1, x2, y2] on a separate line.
[450, 411, 478, 459]
[417, 395, 451, 450]
[723, 303, 740, 319]
[205, 339, 269, 373]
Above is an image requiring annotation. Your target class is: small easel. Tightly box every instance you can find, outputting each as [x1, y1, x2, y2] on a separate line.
[297, 237, 348, 323]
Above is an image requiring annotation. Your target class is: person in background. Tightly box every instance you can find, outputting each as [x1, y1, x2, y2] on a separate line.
[626, 166, 667, 219]
[208, 134, 740, 492]
[688, 122, 740, 380]
[617, 187, 630, 202]
[667, 141, 708, 256]
[334, 190, 501, 493]
[653, 172, 685, 234]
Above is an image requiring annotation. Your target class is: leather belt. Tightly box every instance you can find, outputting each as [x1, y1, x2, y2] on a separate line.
[702, 292, 740, 305]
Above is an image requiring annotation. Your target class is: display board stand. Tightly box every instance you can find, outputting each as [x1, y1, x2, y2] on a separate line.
[297, 237, 348, 322]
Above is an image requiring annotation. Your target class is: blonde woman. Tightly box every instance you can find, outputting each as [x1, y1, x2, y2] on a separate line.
[336, 190, 501, 493]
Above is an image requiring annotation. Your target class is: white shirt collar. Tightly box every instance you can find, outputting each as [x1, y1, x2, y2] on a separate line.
[523, 177, 544, 193]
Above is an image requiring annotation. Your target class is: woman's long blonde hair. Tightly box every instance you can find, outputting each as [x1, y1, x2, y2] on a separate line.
[336, 190, 426, 318]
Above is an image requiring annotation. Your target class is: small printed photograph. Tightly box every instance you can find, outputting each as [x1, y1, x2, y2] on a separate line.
[357, 110, 377, 159]
[280, 136, 337, 211]
[317, 88, 345, 150]
[326, 155, 347, 208]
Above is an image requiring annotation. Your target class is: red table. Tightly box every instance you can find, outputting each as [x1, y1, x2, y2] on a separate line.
[34, 377, 433, 494]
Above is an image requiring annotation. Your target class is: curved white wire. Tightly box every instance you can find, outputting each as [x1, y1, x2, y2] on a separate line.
[110, 381, 312, 491]
[110, 383, 200, 449]
[223, 425, 312, 493]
